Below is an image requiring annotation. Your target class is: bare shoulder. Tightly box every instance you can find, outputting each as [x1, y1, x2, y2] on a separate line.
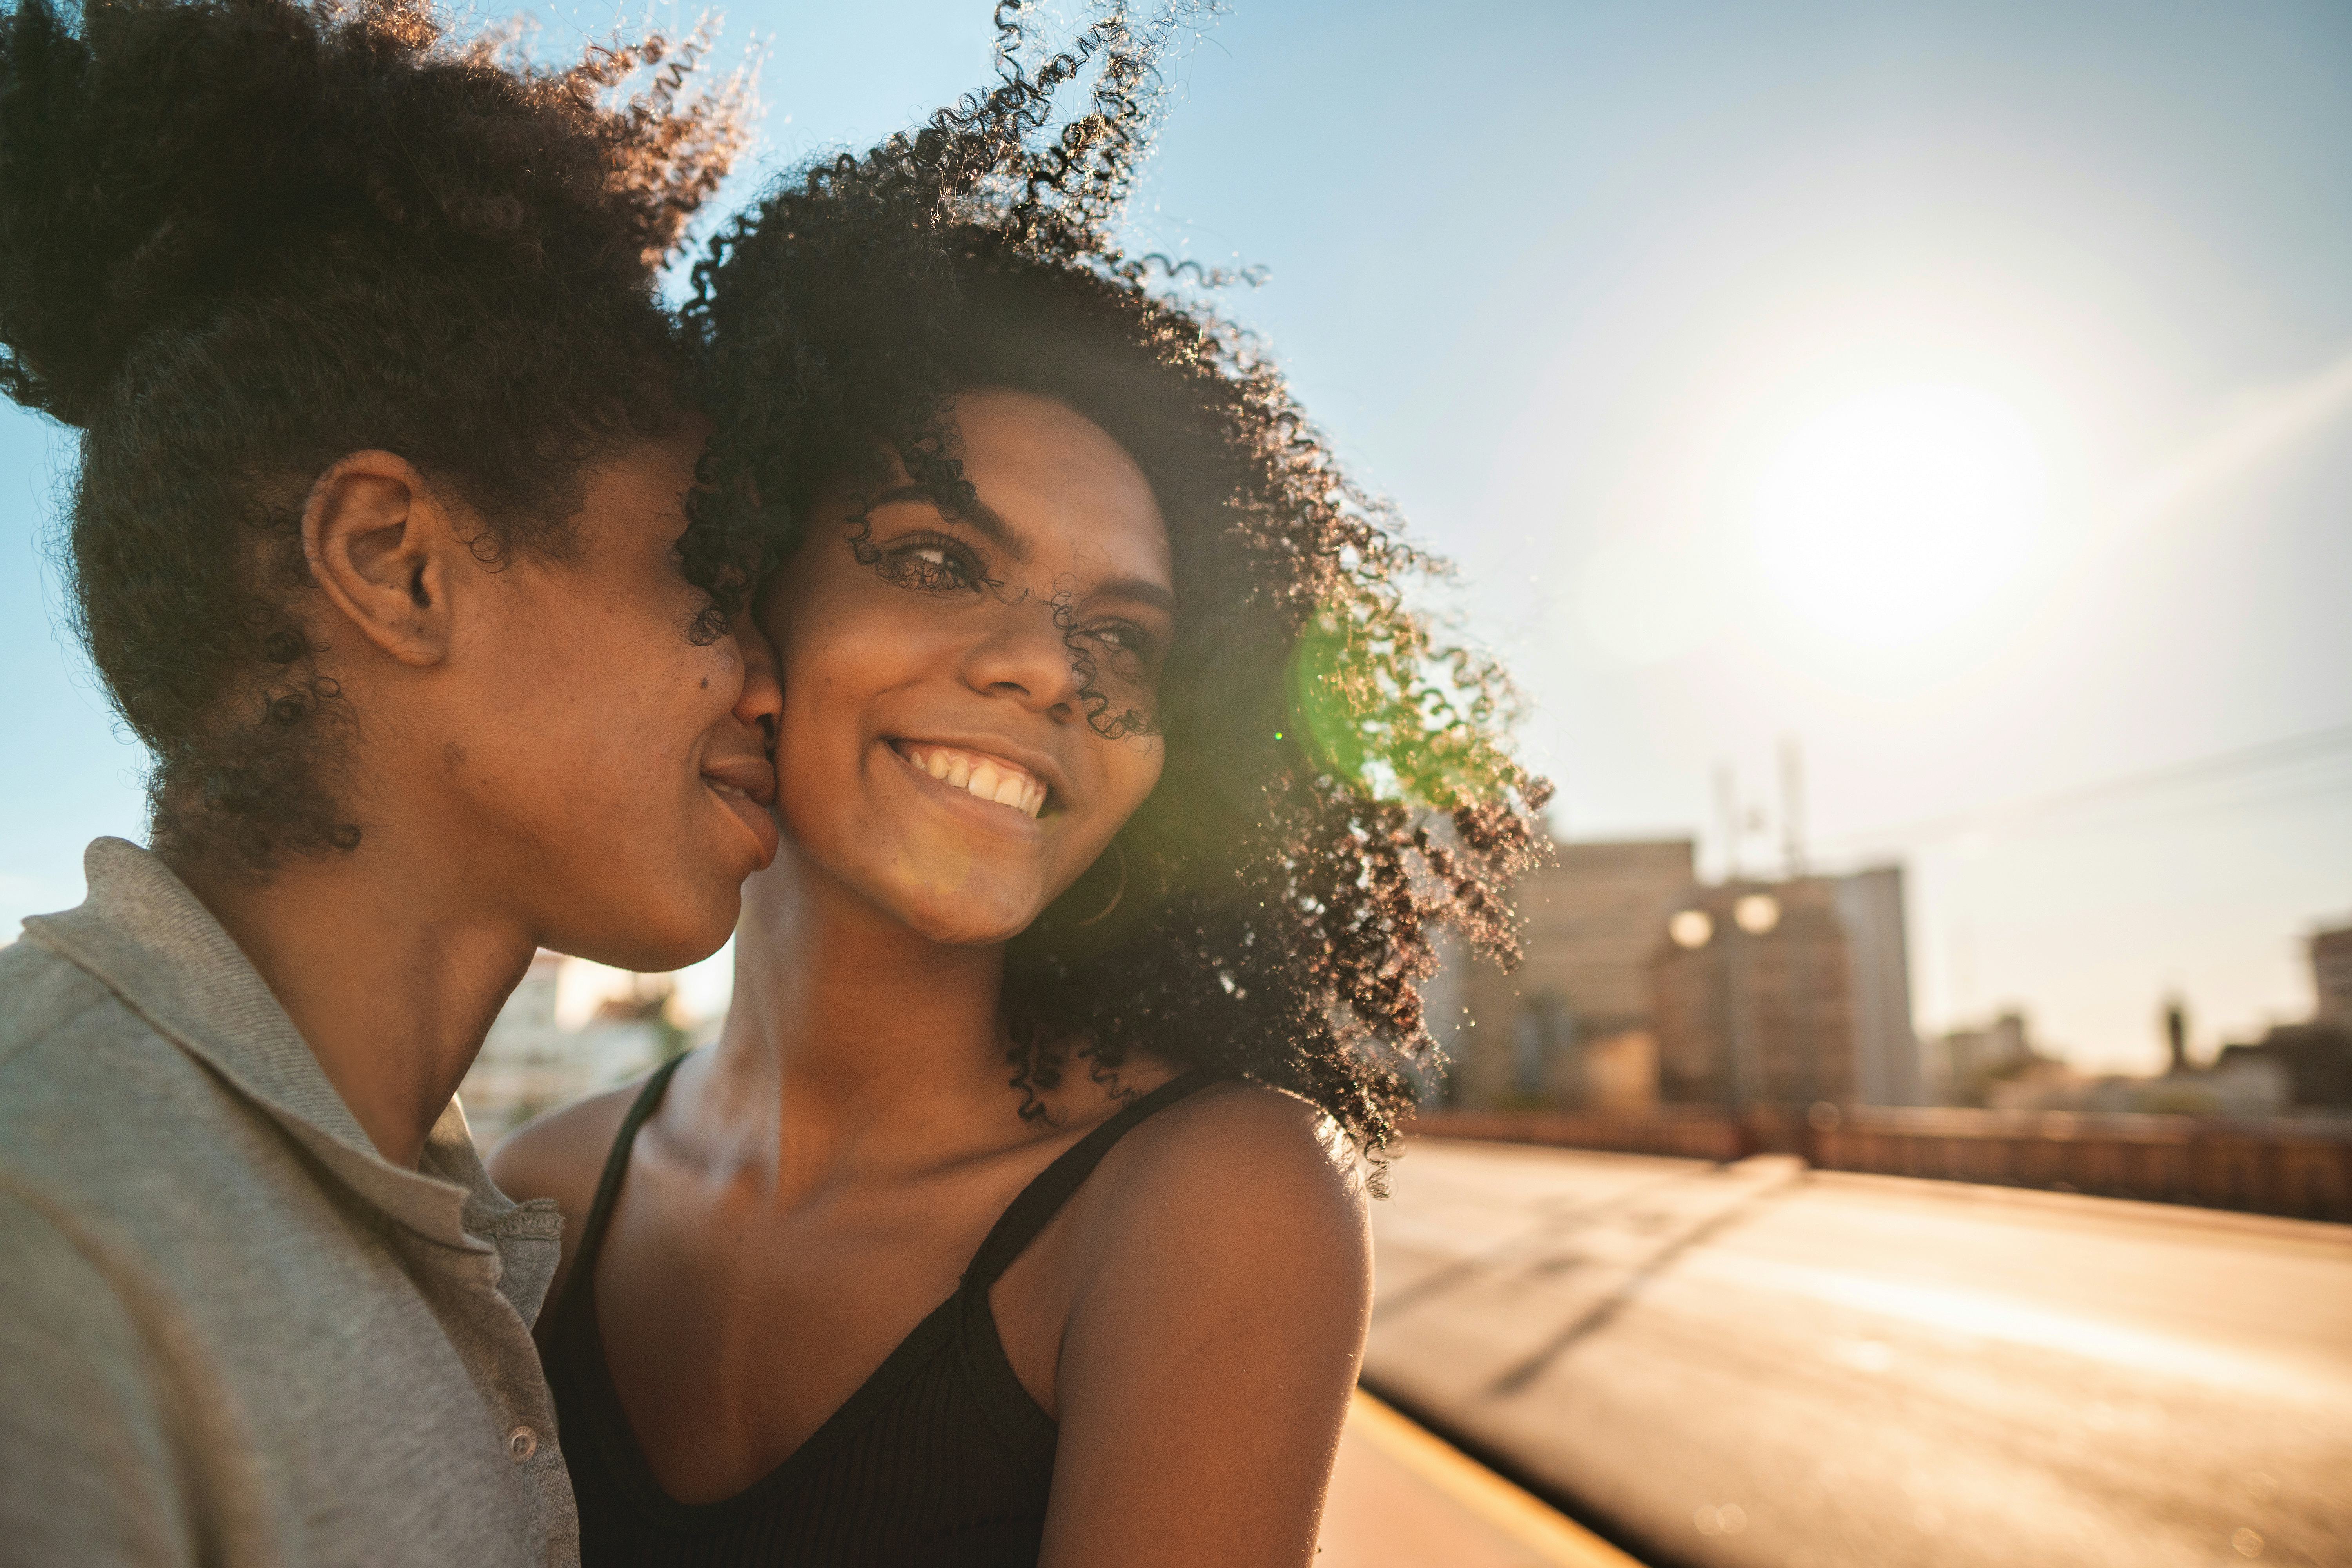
[1044, 1078, 1373, 1555]
[1077, 1080, 1371, 1296]
[486, 1078, 647, 1306]
[1121, 1080, 1364, 1192]
[486, 1081, 639, 1212]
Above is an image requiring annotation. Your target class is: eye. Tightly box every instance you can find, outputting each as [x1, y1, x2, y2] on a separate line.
[875, 533, 986, 594]
[1086, 619, 1163, 671]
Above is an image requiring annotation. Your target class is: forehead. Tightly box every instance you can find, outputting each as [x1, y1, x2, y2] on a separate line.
[946, 388, 1170, 579]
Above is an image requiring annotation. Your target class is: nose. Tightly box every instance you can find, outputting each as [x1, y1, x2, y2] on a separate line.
[732, 610, 783, 750]
[960, 598, 1082, 719]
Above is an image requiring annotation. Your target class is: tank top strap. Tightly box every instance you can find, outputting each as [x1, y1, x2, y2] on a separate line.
[563, 1051, 688, 1307]
[961, 1068, 1221, 1292]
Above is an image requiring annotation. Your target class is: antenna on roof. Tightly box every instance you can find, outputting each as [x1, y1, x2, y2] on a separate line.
[1780, 735, 1808, 878]
[1715, 762, 1739, 882]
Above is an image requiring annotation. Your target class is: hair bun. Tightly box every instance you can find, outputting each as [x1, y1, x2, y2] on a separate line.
[0, 0, 741, 427]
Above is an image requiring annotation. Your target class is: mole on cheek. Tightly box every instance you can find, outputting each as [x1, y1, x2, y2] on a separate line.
[442, 741, 466, 771]
[701, 677, 710, 690]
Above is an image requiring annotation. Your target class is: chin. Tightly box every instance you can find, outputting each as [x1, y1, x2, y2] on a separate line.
[903, 911, 1036, 947]
[561, 889, 742, 974]
[890, 884, 1040, 948]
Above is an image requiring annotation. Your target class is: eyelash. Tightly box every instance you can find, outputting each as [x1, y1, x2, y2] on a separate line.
[867, 526, 1164, 672]
[1087, 618, 1160, 666]
[875, 531, 988, 594]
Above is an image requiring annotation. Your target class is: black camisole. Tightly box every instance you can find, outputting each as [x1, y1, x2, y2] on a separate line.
[539, 1060, 1218, 1567]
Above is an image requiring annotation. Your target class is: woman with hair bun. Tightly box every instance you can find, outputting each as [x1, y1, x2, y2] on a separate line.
[0, 2, 776, 1562]
[497, 15, 1550, 1566]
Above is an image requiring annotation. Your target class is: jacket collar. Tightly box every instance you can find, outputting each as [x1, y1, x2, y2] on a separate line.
[21, 838, 559, 1273]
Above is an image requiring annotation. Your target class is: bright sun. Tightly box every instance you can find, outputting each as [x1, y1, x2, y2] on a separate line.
[1752, 383, 2047, 647]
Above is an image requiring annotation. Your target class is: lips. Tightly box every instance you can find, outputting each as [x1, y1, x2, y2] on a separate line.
[702, 753, 779, 862]
[892, 740, 1049, 819]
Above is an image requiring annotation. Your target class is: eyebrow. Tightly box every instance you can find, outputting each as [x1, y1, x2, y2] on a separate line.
[1093, 575, 1177, 616]
[864, 483, 1177, 615]
[865, 483, 1026, 563]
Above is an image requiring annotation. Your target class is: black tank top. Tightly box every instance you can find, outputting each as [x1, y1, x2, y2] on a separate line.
[540, 1060, 1218, 1567]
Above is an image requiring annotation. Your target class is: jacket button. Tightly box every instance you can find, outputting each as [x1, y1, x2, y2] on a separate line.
[508, 1426, 538, 1462]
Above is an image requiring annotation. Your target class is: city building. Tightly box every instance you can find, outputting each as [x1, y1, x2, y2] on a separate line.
[1985, 1056, 2291, 1118]
[456, 951, 682, 1147]
[2313, 922, 2352, 1032]
[1935, 1009, 2038, 1105]
[1650, 866, 1925, 1110]
[1833, 867, 1923, 1107]
[2211, 921, 2352, 1109]
[1989, 995, 2296, 1115]
[2212, 1027, 2348, 1109]
[1441, 838, 1695, 1110]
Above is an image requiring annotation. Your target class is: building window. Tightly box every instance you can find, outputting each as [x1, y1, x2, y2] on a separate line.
[1515, 993, 1577, 1099]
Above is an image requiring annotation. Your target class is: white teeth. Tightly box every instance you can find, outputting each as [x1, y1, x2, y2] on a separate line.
[901, 743, 1047, 819]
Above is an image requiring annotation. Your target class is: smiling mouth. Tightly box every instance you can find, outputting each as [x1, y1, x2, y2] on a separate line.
[893, 741, 1049, 819]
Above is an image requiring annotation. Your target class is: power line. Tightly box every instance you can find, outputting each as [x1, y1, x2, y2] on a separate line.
[1813, 719, 2352, 850]
[1963, 769, 2352, 843]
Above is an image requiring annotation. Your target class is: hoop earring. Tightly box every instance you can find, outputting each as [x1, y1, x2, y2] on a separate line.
[1073, 842, 1128, 928]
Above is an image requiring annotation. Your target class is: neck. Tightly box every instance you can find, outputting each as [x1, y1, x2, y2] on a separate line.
[170, 826, 538, 1170]
[713, 849, 1025, 1172]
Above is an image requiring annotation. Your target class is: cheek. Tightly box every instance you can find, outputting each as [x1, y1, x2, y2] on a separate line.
[772, 580, 949, 731]
[773, 617, 861, 750]
[499, 578, 731, 753]
[1090, 737, 1166, 830]
[771, 683, 851, 833]
[768, 612, 909, 815]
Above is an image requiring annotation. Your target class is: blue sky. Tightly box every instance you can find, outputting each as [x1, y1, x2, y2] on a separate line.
[5, 1, 2348, 1071]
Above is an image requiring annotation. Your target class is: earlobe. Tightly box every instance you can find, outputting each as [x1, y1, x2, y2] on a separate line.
[303, 451, 455, 668]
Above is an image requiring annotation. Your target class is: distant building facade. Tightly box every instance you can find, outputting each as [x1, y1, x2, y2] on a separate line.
[1650, 866, 1925, 1110]
[2212, 1029, 2347, 1109]
[457, 952, 679, 1147]
[1935, 1009, 2037, 1105]
[1833, 868, 1923, 1107]
[1443, 838, 1695, 1110]
[2211, 920, 2352, 1111]
[2313, 923, 2352, 1033]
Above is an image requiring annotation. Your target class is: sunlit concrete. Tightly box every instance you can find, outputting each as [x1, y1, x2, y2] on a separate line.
[1364, 1139, 2352, 1568]
[1318, 1389, 1644, 1568]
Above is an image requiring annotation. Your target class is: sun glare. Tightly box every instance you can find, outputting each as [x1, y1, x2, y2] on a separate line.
[1752, 384, 2047, 647]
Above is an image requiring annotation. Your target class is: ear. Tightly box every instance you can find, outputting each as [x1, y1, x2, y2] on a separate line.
[301, 451, 465, 668]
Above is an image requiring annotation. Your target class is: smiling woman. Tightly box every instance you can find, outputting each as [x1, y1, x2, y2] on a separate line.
[760, 388, 1174, 949]
[486, 9, 1550, 1567]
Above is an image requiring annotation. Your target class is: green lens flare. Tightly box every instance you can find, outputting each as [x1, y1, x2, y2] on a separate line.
[1284, 594, 1524, 813]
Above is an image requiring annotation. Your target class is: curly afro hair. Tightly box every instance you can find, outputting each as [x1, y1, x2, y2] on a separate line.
[0, 0, 750, 867]
[682, 6, 1552, 1157]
